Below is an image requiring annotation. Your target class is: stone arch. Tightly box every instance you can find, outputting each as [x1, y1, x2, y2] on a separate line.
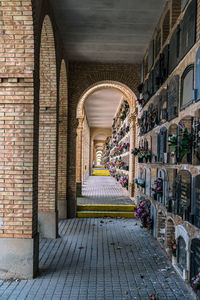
[76, 81, 137, 197]
[38, 15, 58, 238]
[165, 217, 176, 258]
[57, 60, 68, 219]
[76, 81, 137, 119]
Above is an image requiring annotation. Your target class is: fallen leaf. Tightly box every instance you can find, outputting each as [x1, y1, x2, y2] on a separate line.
[78, 246, 84, 249]
[100, 220, 104, 224]
[140, 275, 144, 279]
[116, 246, 122, 250]
[110, 242, 115, 245]
[150, 294, 156, 300]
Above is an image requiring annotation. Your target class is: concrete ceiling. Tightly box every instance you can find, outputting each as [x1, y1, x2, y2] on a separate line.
[84, 89, 122, 128]
[49, 0, 166, 63]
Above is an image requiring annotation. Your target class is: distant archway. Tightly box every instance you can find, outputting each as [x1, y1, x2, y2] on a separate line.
[76, 81, 137, 196]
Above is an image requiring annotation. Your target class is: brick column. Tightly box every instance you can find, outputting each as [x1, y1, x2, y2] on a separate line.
[76, 118, 84, 196]
[0, 0, 38, 279]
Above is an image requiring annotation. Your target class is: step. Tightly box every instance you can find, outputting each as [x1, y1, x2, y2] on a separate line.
[77, 211, 135, 218]
[77, 204, 136, 212]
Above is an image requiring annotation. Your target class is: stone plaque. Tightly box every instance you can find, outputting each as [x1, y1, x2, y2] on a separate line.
[160, 45, 169, 84]
[159, 127, 167, 163]
[181, 65, 194, 110]
[195, 48, 200, 101]
[148, 70, 154, 98]
[169, 26, 179, 74]
[194, 175, 200, 228]
[180, 0, 197, 59]
[153, 58, 161, 93]
[191, 239, 200, 293]
[167, 75, 179, 121]
[151, 204, 157, 238]
[148, 40, 154, 72]
[182, 0, 189, 11]
[176, 171, 191, 221]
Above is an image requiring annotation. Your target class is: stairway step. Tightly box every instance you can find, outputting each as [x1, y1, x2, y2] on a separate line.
[77, 211, 135, 218]
[77, 204, 136, 212]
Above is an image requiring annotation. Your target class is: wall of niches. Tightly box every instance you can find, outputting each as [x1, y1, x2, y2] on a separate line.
[136, 0, 200, 290]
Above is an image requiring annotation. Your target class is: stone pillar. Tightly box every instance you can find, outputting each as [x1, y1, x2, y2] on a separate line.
[76, 118, 84, 196]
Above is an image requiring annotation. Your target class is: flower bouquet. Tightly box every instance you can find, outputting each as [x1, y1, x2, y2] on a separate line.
[152, 178, 163, 195]
[135, 200, 152, 229]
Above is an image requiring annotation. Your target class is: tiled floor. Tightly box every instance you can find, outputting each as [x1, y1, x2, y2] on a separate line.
[78, 176, 133, 205]
[0, 218, 195, 300]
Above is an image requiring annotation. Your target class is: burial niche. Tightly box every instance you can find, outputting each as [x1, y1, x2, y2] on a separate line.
[175, 170, 191, 222]
[178, 117, 193, 164]
[167, 75, 179, 121]
[158, 127, 167, 163]
[181, 65, 194, 110]
[177, 236, 187, 274]
[151, 203, 157, 239]
[180, 0, 197, 59]
[194, 175, 200, 228]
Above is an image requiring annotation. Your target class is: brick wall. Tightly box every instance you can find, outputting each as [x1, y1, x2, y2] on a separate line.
[0, 0, 35, 238]
[0, 0, 67, 238]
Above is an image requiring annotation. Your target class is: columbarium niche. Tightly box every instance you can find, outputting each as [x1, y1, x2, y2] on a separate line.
[175, 170, 192, 222]
[178, 117, 193, 164]
[180, 65, 194, 111]
[177, 236, 187, 275]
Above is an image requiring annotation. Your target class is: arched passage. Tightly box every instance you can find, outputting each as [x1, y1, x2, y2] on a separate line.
[57, 60, 68, 219]
[76, 81, 137, 198]
[38, 15, 58, 238]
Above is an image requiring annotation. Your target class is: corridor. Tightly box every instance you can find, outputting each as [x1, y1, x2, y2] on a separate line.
[78, 176, 133, 205]
[0, 218, 194, 300]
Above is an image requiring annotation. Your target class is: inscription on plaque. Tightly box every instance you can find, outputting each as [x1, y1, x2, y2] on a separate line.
[159, 127, 167, 163]
[195, 48, 200, 101]
[167, 75, 179, 121]
[180, 0, 196, 59]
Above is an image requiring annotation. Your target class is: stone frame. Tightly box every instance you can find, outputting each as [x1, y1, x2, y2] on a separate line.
[180, 65, 194, 111]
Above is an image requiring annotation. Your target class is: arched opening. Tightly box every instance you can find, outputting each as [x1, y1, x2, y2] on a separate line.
[57, 60, 68, 219]
[76, 81, 137, 203]
[157, 210, 166, 246]
[165, 218, 176, 258]
[38, 15, 58, 238]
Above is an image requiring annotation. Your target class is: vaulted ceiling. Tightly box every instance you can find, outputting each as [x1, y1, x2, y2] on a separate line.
[84, 89, 122, 128]
[49, 0, 166, 63]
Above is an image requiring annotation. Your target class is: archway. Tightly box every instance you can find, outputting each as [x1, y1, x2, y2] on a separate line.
[57, 60, 68, 219]
[76, 81, 137, 198]
[165, 218, 176, 259]
[38, 15, 58, 238]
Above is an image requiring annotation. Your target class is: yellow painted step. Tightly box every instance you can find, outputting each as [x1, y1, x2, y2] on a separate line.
[77, 204, 136, 212]
[77, 211, 135, 218]
[92, 170, 110, 174]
